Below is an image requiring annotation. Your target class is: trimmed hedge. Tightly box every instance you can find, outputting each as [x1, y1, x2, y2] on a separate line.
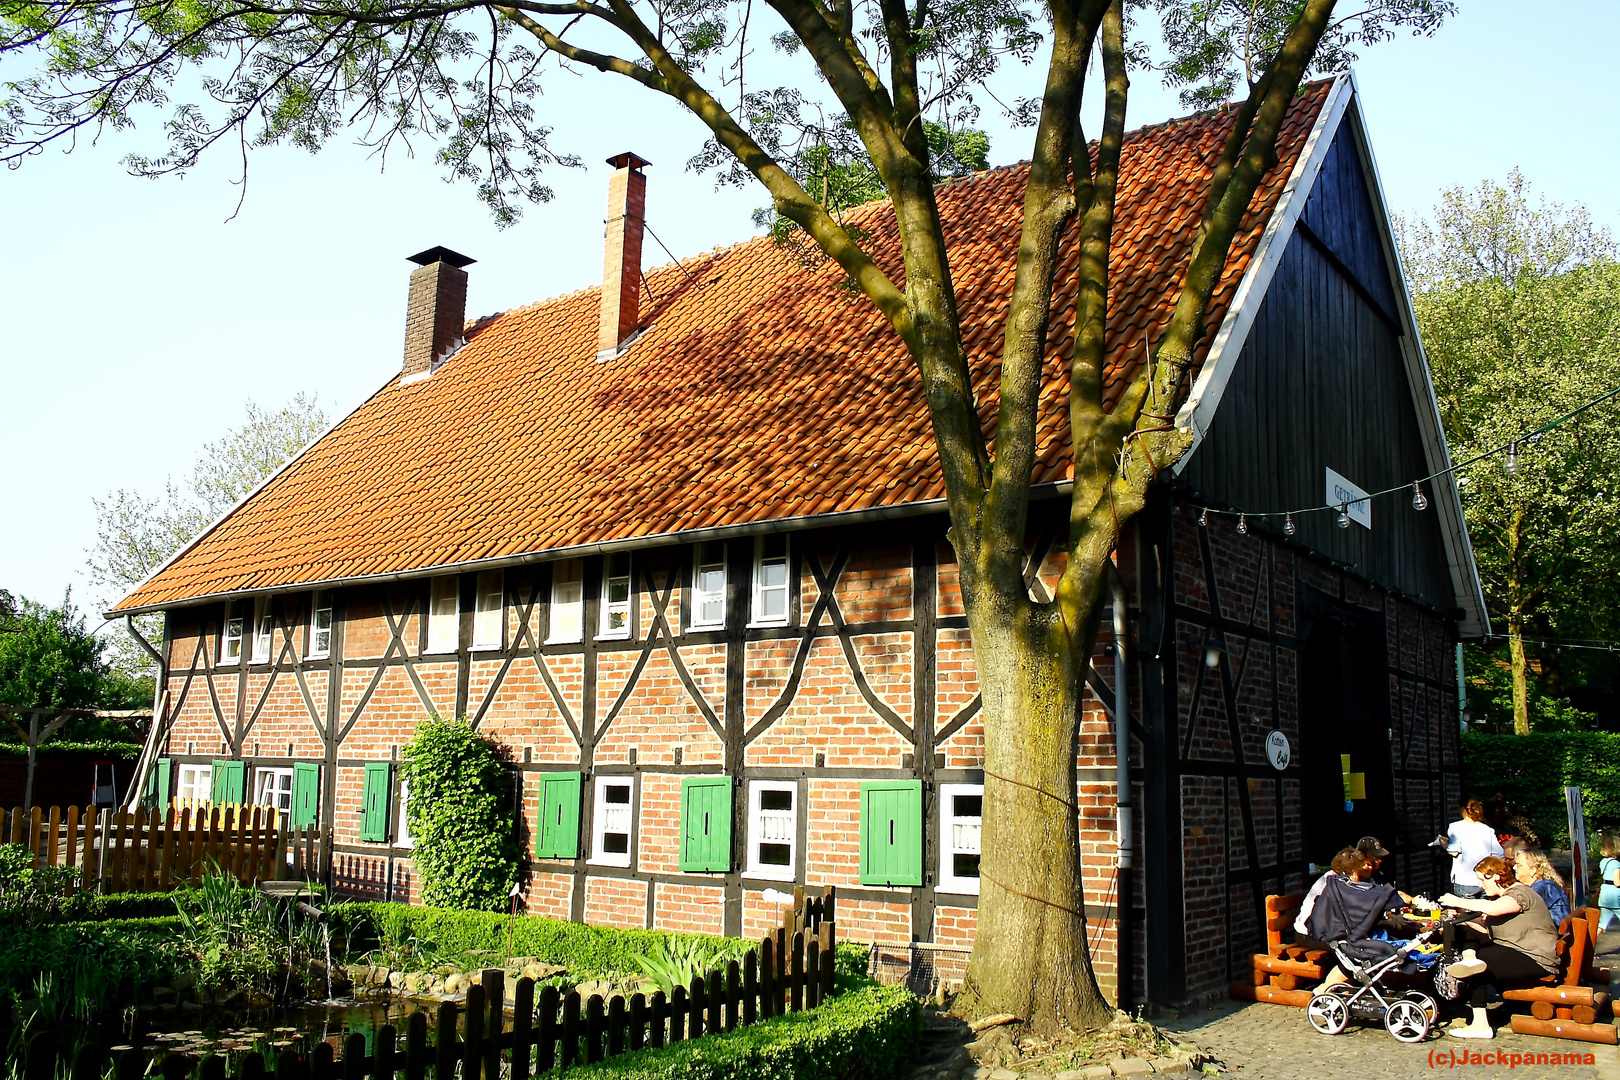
[564, 983, 918, 1080]
[0, 922, 176, 998]
[331, 903, 831, 979]
[1461, 732, 1620, 846]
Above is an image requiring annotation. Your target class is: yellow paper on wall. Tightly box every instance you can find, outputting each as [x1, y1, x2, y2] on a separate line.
[1347, 773, 1367, 800]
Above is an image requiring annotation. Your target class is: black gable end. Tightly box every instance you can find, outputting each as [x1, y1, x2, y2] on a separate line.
[1177, 124, 1455, 612]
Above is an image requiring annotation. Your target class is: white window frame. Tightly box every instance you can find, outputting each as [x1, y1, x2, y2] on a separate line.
[251, 598, 274, 664]
[598, 553, 632, 640]
[937, 783, 983, 895]
[547, 560, 584, 643]
[744, 780, 798, 881]
[589, 775, 634, 867]
[396, 779, 414, 848]
[309, 590, 333, 660]
[690, 542, 727, 630]
[750, 535, 790, 627]
[427, 576, 460, 654]
[176, 763, 211, 803]
[253, 766, 295, 813]
[221, 602, 244, 665]
[472, 569, 505, 651]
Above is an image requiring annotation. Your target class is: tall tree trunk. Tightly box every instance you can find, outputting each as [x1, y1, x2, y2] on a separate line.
[1507, 612, 1530, 735]
[956, 586, 1114, 1032]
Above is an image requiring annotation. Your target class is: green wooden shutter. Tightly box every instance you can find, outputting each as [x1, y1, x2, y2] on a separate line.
[680, 776, 732, 872]
[360, 762, 393, 843]
[210, 759, 245, 803]
[210, 759, 227, 801]
[859, 780, 923, 886]
[535, 772, 582, 859]
[142, 758, 172, 808]
[292, 762, 321, 829]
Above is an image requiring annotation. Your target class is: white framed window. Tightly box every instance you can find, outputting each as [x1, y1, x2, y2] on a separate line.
[548, 560, 584, 643]
[251, 598, 274, 664]
[396, 779, 414, 848]
[427, 576, 460, 654]
[691, 542, 726, 629]
[177, 763, 211, 802]
[599, 553, 631, 639]
[745, 780, 797, 881]
[751, 535, 790, 626]
[937, 783, 983, 894]
[221, 602, 245, 665]
[590, 775, 634, 867]
[254, 766, 295, 813]
[309, 590, 333, 659]
[472, 569, 504, 650]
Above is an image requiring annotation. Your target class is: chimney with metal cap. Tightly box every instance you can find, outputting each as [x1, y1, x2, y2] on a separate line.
[598, 152, 649, 361]
[403, 245, 476, 376]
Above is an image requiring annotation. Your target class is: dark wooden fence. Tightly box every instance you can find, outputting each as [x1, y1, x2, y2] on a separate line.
[6, 889, 839, 1078]
[0, 804, 319, 891]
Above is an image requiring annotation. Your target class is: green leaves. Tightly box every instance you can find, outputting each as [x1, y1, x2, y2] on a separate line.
[399, 714, 519, 911]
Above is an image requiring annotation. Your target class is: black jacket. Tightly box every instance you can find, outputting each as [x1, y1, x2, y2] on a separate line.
[1306, 874, 1401, 944]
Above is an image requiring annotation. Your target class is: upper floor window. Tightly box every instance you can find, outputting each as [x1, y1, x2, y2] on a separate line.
[691, 542, 726, 629]
[548, 560, 584, 643]
[472, 569, 504, 650]
[751, 535, 790, 626]
[251, 598, 273, 664]
[599, 553, 631, 639]
[221, 602, 244, 665]
[309, 590, 333, 659]
[427, 576, 459, 653]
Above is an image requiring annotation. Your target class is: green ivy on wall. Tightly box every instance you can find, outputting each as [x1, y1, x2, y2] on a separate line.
[399, 716, 519, 911]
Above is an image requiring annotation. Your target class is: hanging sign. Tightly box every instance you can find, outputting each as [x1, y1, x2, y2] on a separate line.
[1326, 467, 1373, 530]
[1264, 730, 1291, 771]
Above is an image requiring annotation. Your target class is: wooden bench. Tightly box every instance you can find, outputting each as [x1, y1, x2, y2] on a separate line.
[1230, 893, 1616, 1044]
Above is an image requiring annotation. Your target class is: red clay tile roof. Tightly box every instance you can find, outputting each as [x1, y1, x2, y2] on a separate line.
[111, 81, 1330, 614]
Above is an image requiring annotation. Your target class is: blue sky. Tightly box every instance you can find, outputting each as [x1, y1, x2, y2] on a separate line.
[2, 0, 1615, 620]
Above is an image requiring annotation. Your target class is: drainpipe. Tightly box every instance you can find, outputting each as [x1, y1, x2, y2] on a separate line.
[1110, 564, 1134, 1010]
[1456, 643, 1469, 733]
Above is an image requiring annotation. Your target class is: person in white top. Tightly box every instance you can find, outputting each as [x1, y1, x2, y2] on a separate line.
[1443, 798, 1503, 899]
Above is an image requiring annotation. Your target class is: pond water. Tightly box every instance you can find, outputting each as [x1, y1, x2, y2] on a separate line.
[123, 996, 453, 1060]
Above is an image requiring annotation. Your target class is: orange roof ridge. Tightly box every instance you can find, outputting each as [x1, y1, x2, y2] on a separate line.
[111, 82, 1335, 614]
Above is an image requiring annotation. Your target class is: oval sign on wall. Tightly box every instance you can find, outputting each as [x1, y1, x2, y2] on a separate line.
[1264, 730, 1291, 771]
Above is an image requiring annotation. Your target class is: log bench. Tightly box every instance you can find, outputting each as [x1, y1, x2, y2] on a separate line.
[1230, 894, 1616, 1045]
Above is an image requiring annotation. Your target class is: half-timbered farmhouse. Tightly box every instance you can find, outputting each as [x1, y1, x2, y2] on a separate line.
[111, 73, 1486, 1008]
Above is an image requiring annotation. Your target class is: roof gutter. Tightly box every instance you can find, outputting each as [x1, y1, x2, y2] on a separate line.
[106, 479, 1075, 618]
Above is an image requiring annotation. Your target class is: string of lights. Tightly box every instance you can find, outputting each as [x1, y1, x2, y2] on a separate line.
[1477, 634, 1620, 654]
[1189, 383, 1620, 534]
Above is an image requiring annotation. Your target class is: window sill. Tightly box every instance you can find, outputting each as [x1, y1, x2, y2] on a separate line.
[587, 856, 633, 869]
[595, 633, 632, 643]
[935, 881, 981, 897]
[745, 620, 792, 630]
[742, 867, 796, 883]
[544, 636, 584, 646]
[307, 652, 330, 661]
[686, 621, 725, 633]
[470, 642, 504, 653]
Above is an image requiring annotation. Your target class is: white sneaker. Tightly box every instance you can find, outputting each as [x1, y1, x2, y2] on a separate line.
[1447, 958, 1487, 978]
[1448, 1021, 1494, 1039]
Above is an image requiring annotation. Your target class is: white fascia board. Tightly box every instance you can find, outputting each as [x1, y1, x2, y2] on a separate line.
[1171, 73, 1353, 458]
[103, 372, 399, 621]
[1341, 73, 1489, 639]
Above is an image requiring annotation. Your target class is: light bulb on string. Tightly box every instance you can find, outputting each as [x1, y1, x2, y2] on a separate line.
[1198, 508, 1209, 527]
[1504, 442, 1520, 477]
[1284, 514, 1297, 536]
[1336, 504, 1351, 529]
[1411, 482, 1428, 511]
[1237, 514, 1249, 535]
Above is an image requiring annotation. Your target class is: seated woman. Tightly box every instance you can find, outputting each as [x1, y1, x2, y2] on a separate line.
[1512, 847, 1572, 928]
[1439, 855, 1559, 1040]
[1304, 849, 1404, 990]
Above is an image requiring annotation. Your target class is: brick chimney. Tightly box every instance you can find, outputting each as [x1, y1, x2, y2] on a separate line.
[402, 246, 476, 377]
[597, 153, 650, 361]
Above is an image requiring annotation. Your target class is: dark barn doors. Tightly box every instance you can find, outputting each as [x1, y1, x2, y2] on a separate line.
[1299, 606, 1393, 864]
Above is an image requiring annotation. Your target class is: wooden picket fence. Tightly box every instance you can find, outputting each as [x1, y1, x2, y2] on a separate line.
[0, 804, 319, 891]
[4, 889, 838, 1077]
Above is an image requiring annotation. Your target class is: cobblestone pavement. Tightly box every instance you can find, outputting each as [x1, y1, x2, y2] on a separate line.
[1158, 935, 1620, 1080]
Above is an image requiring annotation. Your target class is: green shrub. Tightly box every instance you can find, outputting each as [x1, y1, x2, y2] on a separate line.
[0, 922, 176, 1001]
[564, 983, 918, 1080]
[333, 904, 767, 981]
[400, 717, 519, 911]
[1461, 731, 1620, 845]
[0, 843, 80, 928]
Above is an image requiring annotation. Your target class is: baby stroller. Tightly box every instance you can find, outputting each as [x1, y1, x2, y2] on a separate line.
[1300, 875, 1447, 1042]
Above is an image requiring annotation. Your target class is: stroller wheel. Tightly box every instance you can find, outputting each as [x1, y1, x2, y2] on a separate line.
[1403, 990, 1439, 1026]
[1384, 999, 1431, 1043]
[1307, 992, 1350, 1035]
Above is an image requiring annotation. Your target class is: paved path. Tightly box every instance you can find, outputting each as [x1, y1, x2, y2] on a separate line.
[1159, 933, 1620, 1080]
